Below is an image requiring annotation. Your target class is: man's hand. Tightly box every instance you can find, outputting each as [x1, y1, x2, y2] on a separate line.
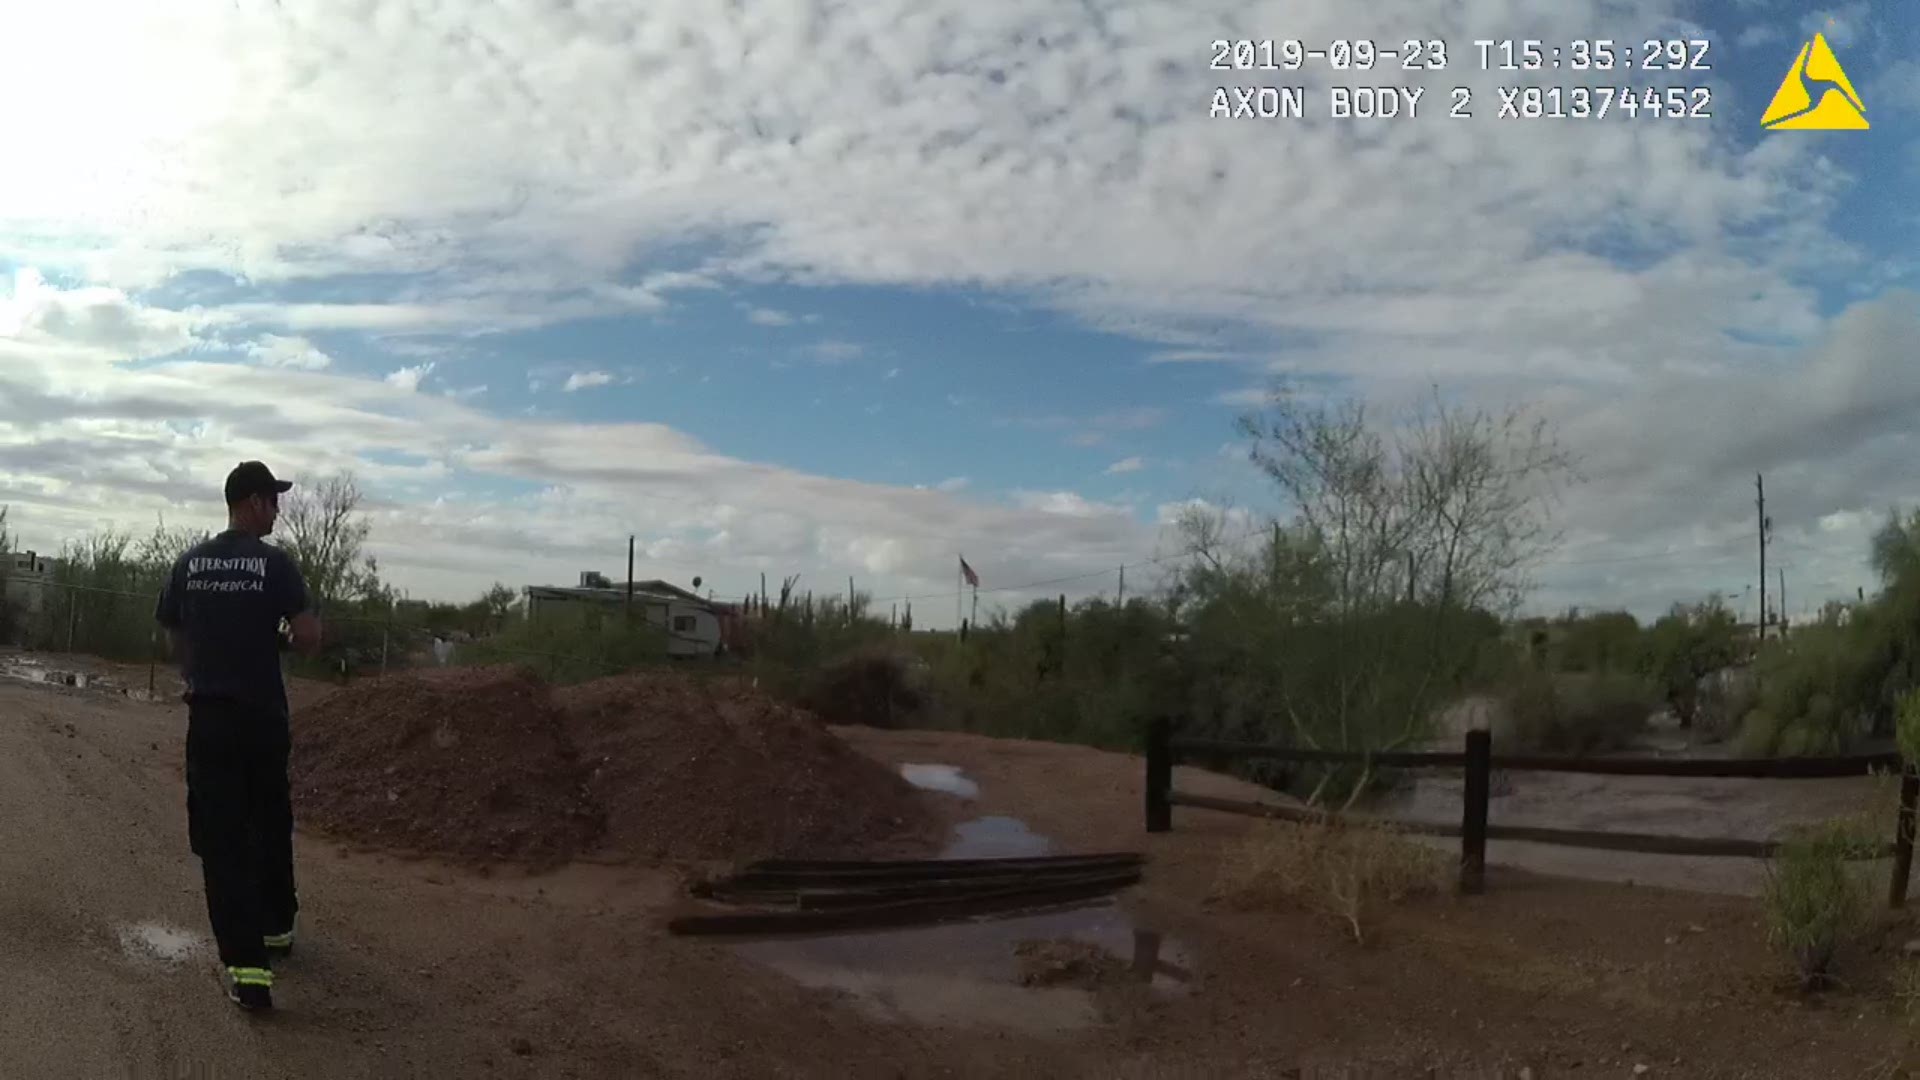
[287, 611, 323, 657]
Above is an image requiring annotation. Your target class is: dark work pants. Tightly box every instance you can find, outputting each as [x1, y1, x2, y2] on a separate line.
[185, 697, 298, 972]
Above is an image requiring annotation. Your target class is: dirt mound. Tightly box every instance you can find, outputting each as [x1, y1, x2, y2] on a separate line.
[291, 665, 605, 868]
[557, 670, 940, 862]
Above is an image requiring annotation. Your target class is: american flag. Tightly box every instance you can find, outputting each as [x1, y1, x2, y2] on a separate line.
[959, 556, 979, 588]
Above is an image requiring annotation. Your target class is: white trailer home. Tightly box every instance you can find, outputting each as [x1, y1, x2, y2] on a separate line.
[523, 575, 724, 658]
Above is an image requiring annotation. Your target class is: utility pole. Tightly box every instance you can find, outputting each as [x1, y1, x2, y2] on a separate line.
[1778, 567, 1786, 636]
[626, 535, 635, 625]
[1117, 565, 1125, 606]
[1756, 474, 1769, 642]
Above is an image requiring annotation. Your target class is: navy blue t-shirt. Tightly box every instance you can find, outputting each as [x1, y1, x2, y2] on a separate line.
[154, 530, 311, 720]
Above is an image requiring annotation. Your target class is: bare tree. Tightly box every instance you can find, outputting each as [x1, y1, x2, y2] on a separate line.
[1236, 389, 1412, 617]
[1237, 380, 1577, 619]
[276, 472, 383, 610]
[1403, 385, 1578, 615]
[481, 582, 518, 630]
[1163, 381, 1580, 805]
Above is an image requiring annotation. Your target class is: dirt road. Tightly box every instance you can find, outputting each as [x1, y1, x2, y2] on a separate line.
[6, 671, 1920, 1078]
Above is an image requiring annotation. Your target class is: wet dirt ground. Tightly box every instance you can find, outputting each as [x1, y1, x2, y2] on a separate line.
[7, 671, 1920, 1077]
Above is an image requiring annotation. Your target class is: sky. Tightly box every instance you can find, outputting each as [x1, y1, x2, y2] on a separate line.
[1, 0, 1916, 629]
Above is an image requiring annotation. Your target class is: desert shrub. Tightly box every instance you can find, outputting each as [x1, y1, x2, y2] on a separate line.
[1898, 688, 1920, 766]
[1695, 666, 1759, 743]
[1213, 817, 1452, 944]
[902, 596, 1175, 751]
[1497, 670, 1656, 755]
[455, 617, 669, 686]
[1638, 598, 1740, 727]
[1738, 709, 1787, 757]
[1744, 620, 1882, 755]
[1551, 609, 1644, 674]
[1761, 818, 1878, 990]
[799, 646, 927, 728]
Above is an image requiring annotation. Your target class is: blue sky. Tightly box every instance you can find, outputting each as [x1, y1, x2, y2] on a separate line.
[1, 0, 1916, 626]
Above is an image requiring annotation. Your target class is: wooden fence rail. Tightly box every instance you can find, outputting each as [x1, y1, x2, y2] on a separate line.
[1144, 718, 1920, 907]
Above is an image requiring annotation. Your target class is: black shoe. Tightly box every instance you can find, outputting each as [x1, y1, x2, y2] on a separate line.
[226, 967, 274, 1012]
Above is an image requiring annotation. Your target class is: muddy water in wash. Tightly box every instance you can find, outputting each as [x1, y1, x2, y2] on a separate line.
[0, 653, 174, 701]
[730, 764, 1191, 1031]
[1379, 709, 1890, 896]
[1, 659, 91, 689]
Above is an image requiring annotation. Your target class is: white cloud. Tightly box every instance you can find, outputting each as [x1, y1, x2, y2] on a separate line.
[1801, 5, 1870, 48]
[1149, 349, 1251, 364]
[807, 340, 864, 364]
[934, 476, 970, 492]
[1154, 498, 1256, 532]
[0, 351, 1162, 626]
[0, 0, 1910, 627]
[747, 307, 794, 326]
[247, 334, 333, 370]
[385, 362, 435, 392]
[1873, 60, 1920, 115]
[1106, 456, 1145, 475]
[1213, 387, 1269, 408]
[1011, 490, 1133, 519]
[885, 367, 900, 380]
[0, 268, 205, 358]
[0, 0, 1869, 357]
[1010, 407, 1169, 448]
[563, 370, 615, 392]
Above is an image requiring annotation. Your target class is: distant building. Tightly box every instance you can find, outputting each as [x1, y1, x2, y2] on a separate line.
[524, 573, 729, 658]
[3, 550, 60, 618]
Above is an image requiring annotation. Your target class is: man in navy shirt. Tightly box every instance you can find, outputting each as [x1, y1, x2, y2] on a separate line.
[156, 461, 322, 1012]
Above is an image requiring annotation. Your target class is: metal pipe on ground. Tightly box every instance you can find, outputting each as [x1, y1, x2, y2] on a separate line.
[668, 872, 1143, 936]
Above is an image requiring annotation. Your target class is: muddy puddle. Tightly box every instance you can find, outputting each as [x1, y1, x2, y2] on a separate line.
[737, 764, 1188, 1030]
[899, 764, 979, 799]
[113, 921, 203, 968]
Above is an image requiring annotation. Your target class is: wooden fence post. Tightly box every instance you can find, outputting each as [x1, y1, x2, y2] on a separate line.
[1892, 766, 1919, 909]
[1145, 716, 1172, 833]
[1460, 729, 1491, 895]
[380, 600, 394, 676]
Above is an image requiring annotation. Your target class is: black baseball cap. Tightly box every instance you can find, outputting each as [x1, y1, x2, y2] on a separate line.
[224, 461, 294, 506]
